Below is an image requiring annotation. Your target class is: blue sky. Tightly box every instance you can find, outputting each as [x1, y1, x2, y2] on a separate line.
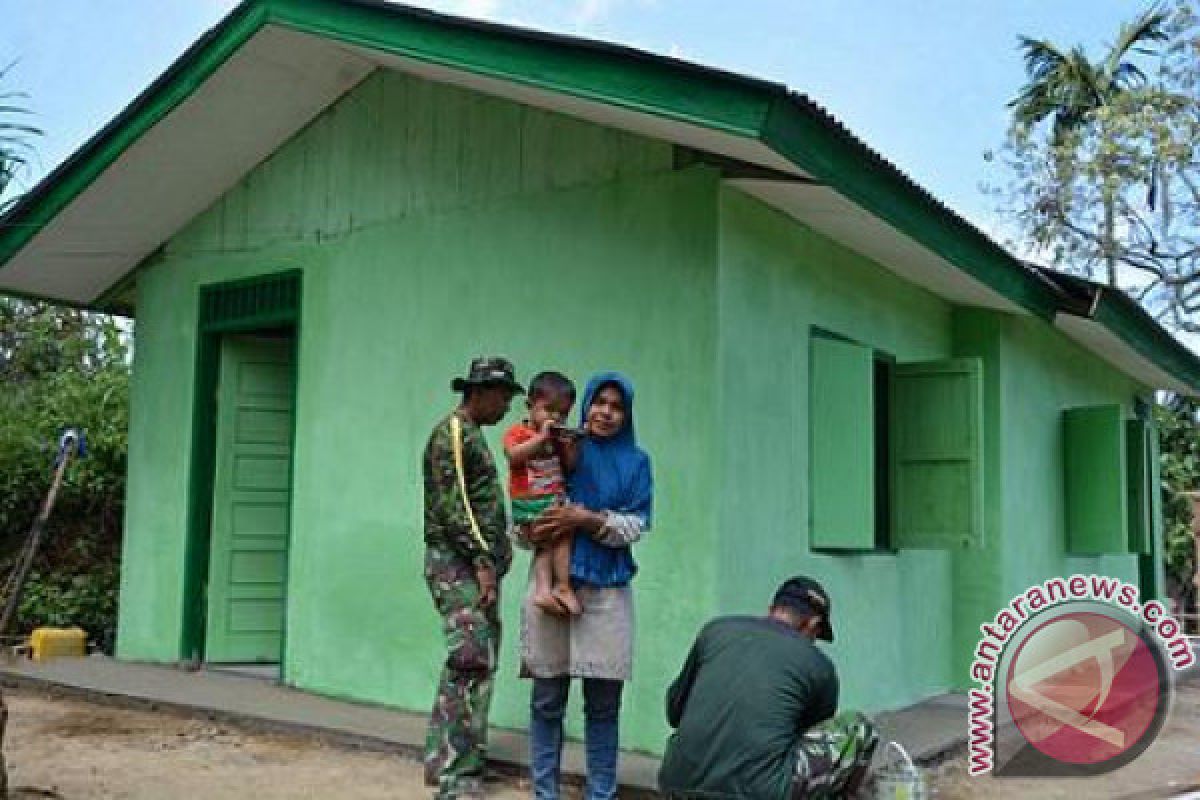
[0, 0, 1161, 238]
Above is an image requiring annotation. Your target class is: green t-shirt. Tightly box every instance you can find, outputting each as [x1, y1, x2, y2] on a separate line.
[658, 616, 839, 800]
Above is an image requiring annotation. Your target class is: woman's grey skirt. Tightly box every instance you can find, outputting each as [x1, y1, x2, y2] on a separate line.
[519, 579, 634, 681]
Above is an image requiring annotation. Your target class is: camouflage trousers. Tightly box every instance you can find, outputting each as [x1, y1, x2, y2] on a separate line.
[792, 711, 880, 799]
[424, 547, 502, 800]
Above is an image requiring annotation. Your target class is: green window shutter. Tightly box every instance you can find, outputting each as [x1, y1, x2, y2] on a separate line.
[810, 336, 875, 550]
[1147, 417, 1164, 555]
[1063, 405, 1128, 554]
[1126, 418, 1152, 555]
[892, 358, 983, 549]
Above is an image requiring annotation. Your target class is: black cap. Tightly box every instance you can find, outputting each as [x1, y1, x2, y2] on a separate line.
[772, 576, 834, 642]
[451, 357, 525, 394]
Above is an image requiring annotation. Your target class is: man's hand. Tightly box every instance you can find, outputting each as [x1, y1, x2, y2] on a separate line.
[475, 563, 498, 608]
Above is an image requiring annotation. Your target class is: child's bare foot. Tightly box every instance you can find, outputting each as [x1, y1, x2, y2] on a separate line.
[553, 586, 583, 616]
[533, 590, 569, 616]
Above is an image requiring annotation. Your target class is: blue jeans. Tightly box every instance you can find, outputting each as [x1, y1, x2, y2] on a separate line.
[530, 676, 623, 800]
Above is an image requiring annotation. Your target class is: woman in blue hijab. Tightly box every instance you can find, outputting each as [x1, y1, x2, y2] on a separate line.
[521, 372, 653, 800]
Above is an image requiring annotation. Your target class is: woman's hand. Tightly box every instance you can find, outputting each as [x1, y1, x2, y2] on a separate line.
[530, 503, 603, 544]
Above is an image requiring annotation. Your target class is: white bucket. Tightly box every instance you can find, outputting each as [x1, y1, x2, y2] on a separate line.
[872, 741, 928, 800]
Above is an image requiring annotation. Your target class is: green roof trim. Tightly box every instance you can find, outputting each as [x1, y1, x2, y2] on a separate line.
[270, 0, 774, 138]
[0, 2, 268, 274]
[761, 97, 1062, 320]
[1, 0, 1198, 390]
[1093, 289, 1200, 390]
[1032, 267, 1200, 393]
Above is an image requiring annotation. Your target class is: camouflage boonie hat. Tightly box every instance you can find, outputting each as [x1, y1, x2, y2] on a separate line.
[451, 356, 524, 394]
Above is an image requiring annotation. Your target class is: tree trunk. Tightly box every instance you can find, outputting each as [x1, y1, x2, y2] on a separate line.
[1103, 189, 1118, 287]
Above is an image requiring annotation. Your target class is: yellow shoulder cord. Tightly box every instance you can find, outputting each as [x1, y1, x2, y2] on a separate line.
[450, 415, 490, 554]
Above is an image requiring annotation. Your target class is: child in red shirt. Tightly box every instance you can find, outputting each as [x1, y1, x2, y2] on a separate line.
[503, 371, 580, 615]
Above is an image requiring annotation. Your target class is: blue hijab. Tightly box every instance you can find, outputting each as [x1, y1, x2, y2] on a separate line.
[568, 372, 653, 587]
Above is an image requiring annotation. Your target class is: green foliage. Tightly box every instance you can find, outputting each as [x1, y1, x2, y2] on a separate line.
[0, 297, 129, 651]
[18, 565, 120, 654]
[990, 2, 1200, 325]
[1155, 399, 1199, 615]
[1009, 8, 1171, 144]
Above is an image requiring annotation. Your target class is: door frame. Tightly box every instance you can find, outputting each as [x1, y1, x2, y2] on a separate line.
[181, 270, 302, 672]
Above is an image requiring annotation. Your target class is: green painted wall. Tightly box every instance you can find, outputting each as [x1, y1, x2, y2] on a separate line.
[716, 186, 957, 712]
[945, 307, 1147, 682]
[118, 65, 1158, 752]
[716, 188, 1151, 709]
[949, 309, 1007, 681]
[118, 69, 719, 753]
[998, 315, 1144, 594]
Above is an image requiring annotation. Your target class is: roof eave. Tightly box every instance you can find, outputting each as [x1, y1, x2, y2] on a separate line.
[1090, 289, 1200, 395]
[0, 2, 271, 288]
[0, 0, 1195, 394]
[760, 95, 1062, 321]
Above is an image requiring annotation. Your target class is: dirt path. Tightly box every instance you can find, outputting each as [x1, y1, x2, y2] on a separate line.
[4, 684, 1199, 798]
[4, 688, 527, 800]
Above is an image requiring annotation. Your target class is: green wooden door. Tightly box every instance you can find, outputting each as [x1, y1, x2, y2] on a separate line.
[205, 334, 295, 663]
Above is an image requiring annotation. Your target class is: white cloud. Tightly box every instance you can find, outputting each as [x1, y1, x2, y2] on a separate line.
[458, 0, 504, 18]
[570, 0, 656, 29]
[394, 0, 508, 22]
[572, 0, 614, 27]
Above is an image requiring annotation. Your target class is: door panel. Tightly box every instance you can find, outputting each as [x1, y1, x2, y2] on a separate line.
[205, 334, 295, 663]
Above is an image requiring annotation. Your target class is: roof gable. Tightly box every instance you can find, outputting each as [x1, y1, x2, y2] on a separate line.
[1, 0, 1197, 393]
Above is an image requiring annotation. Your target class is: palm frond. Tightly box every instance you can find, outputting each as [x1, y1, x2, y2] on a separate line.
[1010, 38, 1107, 141]
[1110, 61, 1150, 91]
[1017, 36, 1071, 82]
[0, 64, 41, 201]
[0, 122, 43, 136]
[1104, 8, 1170, 84]
[1010, 37, 1071, 126]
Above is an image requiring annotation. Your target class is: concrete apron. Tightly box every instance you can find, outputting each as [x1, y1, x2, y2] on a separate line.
[0, 655, 662, 793]
[0, 656, 970, 787]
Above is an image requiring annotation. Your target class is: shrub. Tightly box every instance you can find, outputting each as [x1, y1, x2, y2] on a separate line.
[0, 298, 128, 651]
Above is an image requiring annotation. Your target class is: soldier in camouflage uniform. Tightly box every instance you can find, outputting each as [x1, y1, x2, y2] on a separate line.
[423, 357, 522, 800]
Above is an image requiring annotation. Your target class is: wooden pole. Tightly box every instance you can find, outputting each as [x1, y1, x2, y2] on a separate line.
[0, 433, 79, 638]
[0, 431, 80, 799]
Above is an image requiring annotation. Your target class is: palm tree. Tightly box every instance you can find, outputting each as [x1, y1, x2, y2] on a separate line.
[1009, 8, 1171, 285]
[0, 61, 42, 214]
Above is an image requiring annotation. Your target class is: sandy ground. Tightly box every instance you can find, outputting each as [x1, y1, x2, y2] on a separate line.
[3, 684, 1198, 799]
[4, 688, 527, 800]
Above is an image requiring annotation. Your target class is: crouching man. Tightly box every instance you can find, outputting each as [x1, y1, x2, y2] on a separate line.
[658, 576, 878, 799]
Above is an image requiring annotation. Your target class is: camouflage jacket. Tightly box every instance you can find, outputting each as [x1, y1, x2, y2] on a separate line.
[423, 410, 512, 576]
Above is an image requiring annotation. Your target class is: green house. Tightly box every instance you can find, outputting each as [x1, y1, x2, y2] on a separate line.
[1, 0, 1196, 754]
